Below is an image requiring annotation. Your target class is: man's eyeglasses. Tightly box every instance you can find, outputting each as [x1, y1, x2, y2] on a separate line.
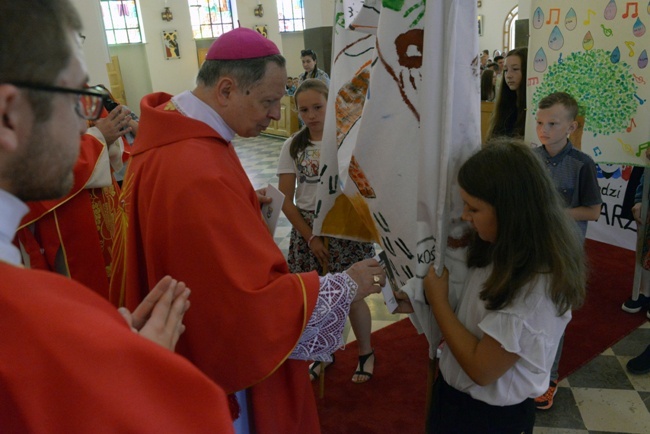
[4, 82, 108, 121]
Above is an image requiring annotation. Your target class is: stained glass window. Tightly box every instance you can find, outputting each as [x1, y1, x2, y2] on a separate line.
[277, 0, 305, 32]
[99, 0, 144, 44]
[188, 0, 238, 39]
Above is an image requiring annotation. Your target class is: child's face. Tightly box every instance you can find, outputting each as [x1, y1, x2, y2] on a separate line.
[503, 55, 522, 91]
[460, 189, 498, 243]
[296, 89, 327, 138]
[535, 104, 577, 149]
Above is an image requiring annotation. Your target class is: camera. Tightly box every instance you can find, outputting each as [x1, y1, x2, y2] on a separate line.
[103, 97, 120, 113]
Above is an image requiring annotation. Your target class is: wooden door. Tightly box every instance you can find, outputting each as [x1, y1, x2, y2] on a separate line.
[480, 101, 495, 144]
[106, 55, 127, 105]
[263, 95, 300, 138]
[197, 47, 209, 67]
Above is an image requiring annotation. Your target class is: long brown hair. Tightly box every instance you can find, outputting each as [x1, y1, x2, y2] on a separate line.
[480, 68, 495, 101]
[487, 47, 528, 140]
[458, 139, 586, 314]
[289, 79, 329, 160]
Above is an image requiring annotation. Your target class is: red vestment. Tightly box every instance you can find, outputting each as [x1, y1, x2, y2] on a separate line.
[0, 262, 233, 433]
[110, 93, 322, 433]
[16, 129, 123, 299]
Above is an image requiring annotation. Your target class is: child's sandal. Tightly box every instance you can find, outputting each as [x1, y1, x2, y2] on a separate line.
[352, 350, 375, 383]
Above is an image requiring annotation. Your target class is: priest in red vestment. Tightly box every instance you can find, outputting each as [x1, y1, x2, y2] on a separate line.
[110, 28, 385, 433]
[1, 0, 233, 431]
[15, 102, 133, 299]
[0, 263, 235, 433]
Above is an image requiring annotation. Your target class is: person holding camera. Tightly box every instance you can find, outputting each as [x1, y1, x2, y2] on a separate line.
[15, 87, 136, 300]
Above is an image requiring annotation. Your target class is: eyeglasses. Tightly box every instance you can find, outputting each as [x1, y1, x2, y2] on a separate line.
[4, 82, 108, 121]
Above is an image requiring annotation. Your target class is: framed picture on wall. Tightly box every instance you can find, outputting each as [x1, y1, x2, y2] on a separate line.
[254, 25, 268, 38]
[162, 30, 180, 60]
[478, 15, 484, 36]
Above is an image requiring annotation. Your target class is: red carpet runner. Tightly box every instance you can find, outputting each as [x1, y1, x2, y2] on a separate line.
[314, 239, 645, 434]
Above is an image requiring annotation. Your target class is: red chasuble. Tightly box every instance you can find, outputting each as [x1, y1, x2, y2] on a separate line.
[16, 129, 122, 300]
[0, 263, 233, 433]
[110, 93, 322, 433]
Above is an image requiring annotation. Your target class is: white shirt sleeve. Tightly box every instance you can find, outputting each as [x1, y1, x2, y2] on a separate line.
[276, 136, 297, 175]
[83, 127, 124, 188]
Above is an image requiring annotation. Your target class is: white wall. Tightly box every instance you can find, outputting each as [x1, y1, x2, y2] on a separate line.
[132, 0, 306, 98]
[479, 1, 533, 54]
[282, 32, 307, 78]
[479, 0, 518, 54]
[304, 0, 334, 29]
[239, 0, 283, 51]
[70, 0, 110, 86]
[75, 0, 531, 107]
[138, 0, 198, 96]
[519, 1, 531, 19]
[108, 45, 152, 115]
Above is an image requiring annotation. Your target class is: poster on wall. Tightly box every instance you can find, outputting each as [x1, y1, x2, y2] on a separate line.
[254, 25, 269, 38]
[526, 1, 649, 165]
[586, 164, 638, 249]
[162, 30, 180, 60]
[526, 1, 650, 250]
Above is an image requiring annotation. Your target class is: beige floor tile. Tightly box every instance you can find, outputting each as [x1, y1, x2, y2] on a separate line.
[345, 319, 401, 344]
[274, 226, 292, 238]
[532, 428, 588, 434]
[276, 238, 290, 253]
[617, 355, 650, 392]
[366, 293, 407, 321]
[600, 347, 615, 356]
[572, 387, 650, 433]
[370, 319, 399, 334]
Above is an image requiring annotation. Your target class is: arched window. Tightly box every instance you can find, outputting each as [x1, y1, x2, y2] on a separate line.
[502, 5, 519, 53]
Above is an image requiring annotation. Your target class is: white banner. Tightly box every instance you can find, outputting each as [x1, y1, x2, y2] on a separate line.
[587, 163, 638, 249]
[315, 0, 480, 280]
[314, 0, 481, 352]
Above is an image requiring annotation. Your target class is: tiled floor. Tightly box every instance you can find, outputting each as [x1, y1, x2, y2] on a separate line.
[234, 134, 650, 434]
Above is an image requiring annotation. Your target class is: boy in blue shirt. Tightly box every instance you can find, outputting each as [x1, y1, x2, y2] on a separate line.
[532, 92, 603, 409]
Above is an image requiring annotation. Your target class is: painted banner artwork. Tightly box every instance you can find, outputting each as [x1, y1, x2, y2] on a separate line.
[162, 30, 180, 60]
[525, 1, 650, 167]
[313, 0, 481, 349]
[587, 163, 638, 249]
[311, 0, 376, 249]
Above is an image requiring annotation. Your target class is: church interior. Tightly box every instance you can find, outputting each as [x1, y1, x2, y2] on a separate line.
[59, 1, 650, 432]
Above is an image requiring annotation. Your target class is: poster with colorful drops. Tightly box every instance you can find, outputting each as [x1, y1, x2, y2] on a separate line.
[525, 0, 650, 167]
